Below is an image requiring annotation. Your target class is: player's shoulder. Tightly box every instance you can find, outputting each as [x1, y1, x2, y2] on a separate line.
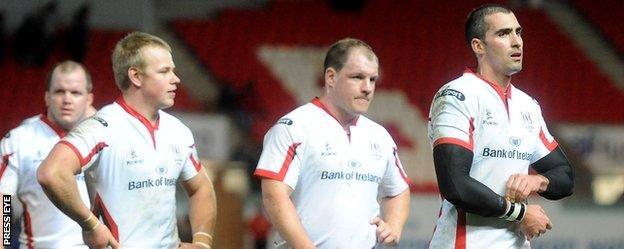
[434, 74, 481, 101]
[160, 111, 191, 130]
[511, 85, 541, 107]
[276, 103, 317, 127]
[5, 115, 44, 139]
[357, 116, 394, 140]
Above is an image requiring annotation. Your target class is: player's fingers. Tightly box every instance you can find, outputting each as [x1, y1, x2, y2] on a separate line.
[381, 234, 397, 246]
[370, 216, 382, 225]
[377, 227, 391, 242]
[546, 221, 553, 230]
[110, 237, 121, 249]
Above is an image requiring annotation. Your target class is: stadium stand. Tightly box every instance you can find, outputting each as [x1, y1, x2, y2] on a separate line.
[0, 30, 203, 137]
[572, 0, 624, 55]
[172, 0, 624, 145]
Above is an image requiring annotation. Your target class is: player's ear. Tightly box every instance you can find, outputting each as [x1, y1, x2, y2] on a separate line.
[128, 67, 142, 88]
[325, 67, 337, 88]
[471, 38, 486, 56]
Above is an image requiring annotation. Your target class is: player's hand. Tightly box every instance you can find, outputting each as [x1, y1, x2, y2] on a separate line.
[370, 216, 401, 246]
[179, 242, 210, 249]
[505, 174, 549, 202]
[82, 223, 120, 249]
[521, 204, 552, 240]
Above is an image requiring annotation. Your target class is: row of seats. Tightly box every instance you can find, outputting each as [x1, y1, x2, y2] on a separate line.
[0, 30, 203, 136]
[573, 0, 624, 55]
[172, 0, 624, 144]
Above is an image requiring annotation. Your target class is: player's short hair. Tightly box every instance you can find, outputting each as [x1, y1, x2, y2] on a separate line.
[46, 60, 93, 93]
[112, 31, 172, 91]
[465, 4, 513, 47]
[323, 38, 377, 72]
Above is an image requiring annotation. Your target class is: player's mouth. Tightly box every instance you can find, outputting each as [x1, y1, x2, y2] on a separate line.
[511, 52, 522, 61]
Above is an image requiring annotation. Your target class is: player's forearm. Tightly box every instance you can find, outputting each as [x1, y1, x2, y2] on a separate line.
[262, 186, 314, 248]
[532, 147, 574, 200]
[433, 144, 507, 217]
[381, 189, 410, 236]
[37, 161, 92, 226]
[187, 177, 217, 237]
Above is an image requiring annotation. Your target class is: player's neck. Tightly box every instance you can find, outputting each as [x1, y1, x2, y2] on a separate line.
[318, 95, 358, 130]
[477, 66, 512, 90]
[121, 93, 160, 125]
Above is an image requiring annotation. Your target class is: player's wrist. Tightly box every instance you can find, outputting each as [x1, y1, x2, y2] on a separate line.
[499, 201, 526, 222]
[80, 213, 100, 232]
[192, 232, 213, 249]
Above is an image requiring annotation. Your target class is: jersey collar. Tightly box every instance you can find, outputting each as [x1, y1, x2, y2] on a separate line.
[311, 97, 359, 126]
[40, 114, 67, 138]
[464, 67, 513, 100]
[115, 96, 160, 148]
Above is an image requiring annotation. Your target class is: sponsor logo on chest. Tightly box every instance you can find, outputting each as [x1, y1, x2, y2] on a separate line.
[125, 149, 144, 166]
[482, 109, 499, 126]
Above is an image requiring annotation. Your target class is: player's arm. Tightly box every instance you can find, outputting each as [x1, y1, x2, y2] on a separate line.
[433, 143, 507, 216]
[507, 147, 573, 201]
[180, 167, 217, 249]
[373, 189, 410, 246]
[37, 143, 119, 248]
[261, 179, 316, 249]
[533, 147, 574, 199]
[434, 144, 552, 239]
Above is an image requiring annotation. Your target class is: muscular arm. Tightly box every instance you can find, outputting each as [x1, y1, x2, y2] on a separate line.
[180, 168, 217, 246]
[375, 189, 410, 245]
[261, 179, 315, 249]
[433, 143, 506, 217]
[36, 143, 93, 225]
[531, 146, 574, 200]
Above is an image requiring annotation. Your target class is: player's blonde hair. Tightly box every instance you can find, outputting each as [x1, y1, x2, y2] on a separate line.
[111, 32, 172, 90]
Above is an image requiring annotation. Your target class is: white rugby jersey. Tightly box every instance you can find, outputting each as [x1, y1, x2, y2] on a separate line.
[0, 115, 89, 249]
[255, 98, 410, 249]
[427, 68, 558, 249]
[61, 97, 201, 248]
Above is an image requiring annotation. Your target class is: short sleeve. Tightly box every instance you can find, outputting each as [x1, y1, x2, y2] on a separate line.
[428, 86, 475, 151]
[180, 132, 201, 181]
[254, 121, 302, 190]
[531, 104, 558, 163]
[0, 132, 19, 195]
[379, 142, 410, 198]
[62, 115, 109, 170]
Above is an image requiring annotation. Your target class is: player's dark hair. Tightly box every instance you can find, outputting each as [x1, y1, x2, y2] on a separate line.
[465, 4, 513, 47]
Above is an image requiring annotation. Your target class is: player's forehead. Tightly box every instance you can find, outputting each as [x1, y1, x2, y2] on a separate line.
[484, 12, 520, 34]
[140, 45, 175, 70]
[49, 69, 89, 92]
[342, 48, 379, 75]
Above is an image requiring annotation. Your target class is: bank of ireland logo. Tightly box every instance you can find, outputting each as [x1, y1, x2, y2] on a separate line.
[156, 164, 168, 175]
[509, 137, 522, 147]
[347, 159, 362, 169]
